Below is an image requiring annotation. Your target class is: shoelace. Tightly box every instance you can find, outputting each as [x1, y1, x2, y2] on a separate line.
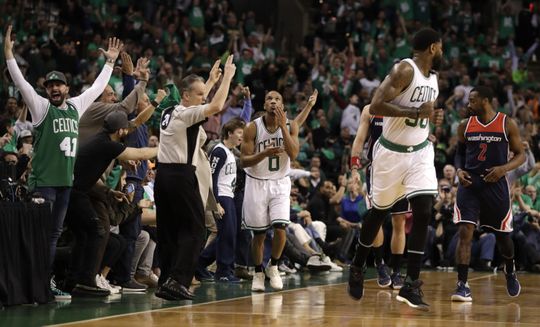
[409, 280, 425, 297]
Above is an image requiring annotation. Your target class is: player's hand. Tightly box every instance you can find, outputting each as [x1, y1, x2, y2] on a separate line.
[100, 37, 124, 62]
[222, 54, 236, 80]
[431, 108, 444, 126]
[208, 59, 222, 84]
[216, 203, 225, 218]
[275, 104, 287, 129]
[306, 89, 318, 108]
[263, 146, 283, 157]
[457, 169, 472, 187]
[120, 52, 134, 75]
[4, 25, 14, 56]
[483, 166, 506, 183]
[418, 101, 434, 118]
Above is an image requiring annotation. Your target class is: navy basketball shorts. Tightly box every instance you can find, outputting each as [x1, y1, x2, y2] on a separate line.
[453, 174, 513, 232]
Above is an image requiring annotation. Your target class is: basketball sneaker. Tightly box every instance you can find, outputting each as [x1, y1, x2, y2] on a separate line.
[265, 265, 283, 290]
[376, 264, 391, 288]
[251, 272, 266, 292]
[390, 272, 403, 290]
[396, 277, 429, 311]
[451, 281, 472, 302]
[347, 265, 365, 300]
[504, 268, 521, 297]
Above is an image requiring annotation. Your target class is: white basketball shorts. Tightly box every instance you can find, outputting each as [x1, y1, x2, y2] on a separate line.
[243, 175, 291, 230]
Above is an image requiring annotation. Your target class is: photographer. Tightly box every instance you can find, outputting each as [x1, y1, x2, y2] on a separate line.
[428, 180, 458, 267]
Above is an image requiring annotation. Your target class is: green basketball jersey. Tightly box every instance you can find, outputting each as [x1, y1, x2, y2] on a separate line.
[28, 102, 79, 188]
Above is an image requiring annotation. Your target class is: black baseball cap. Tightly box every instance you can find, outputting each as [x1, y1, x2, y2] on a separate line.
[44, 71, 67, 86]
[103, 111, 129, 133]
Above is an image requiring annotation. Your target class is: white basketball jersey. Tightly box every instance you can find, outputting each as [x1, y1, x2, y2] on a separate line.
[211, 143, 236, 198]
[382, 58, 439, 145]
[244, 117, 290, 180]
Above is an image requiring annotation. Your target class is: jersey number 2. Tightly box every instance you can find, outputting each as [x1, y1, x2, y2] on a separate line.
[60, 137, 77, 157]
[269, 156, 280, 171]
[477, 143, 487, 161]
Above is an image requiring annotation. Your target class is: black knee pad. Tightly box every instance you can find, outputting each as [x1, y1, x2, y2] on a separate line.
[253, 229, 268, 235]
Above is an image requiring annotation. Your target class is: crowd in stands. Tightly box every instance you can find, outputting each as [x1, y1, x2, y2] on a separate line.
[1, 0, 540, 302]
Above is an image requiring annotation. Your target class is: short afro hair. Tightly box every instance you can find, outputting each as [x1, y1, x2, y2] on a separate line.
[471, 86, 494, 102]
[412, 28, 441, 51]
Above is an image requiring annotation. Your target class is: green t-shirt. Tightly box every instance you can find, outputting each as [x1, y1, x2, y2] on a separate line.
[398, 0, 414, 20]
[235, 58, 255, 84]
[189, 6, 204, 28]
[29, 102, 79, 188]
[499, 15, 515, 40]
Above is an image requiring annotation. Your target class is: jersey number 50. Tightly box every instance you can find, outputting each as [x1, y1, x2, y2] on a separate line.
[405, 117, 428, 128]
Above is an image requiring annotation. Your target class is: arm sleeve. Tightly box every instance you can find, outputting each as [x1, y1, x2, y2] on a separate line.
[6, 59, 49, 124]
[69, 65, 113, 117]
[122, 74, 135, 99]
[209, 147, 227, 198]
[240, 98, 253, 122]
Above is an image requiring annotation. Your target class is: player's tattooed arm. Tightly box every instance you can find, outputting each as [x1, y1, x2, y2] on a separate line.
[370, 61, 434, 119]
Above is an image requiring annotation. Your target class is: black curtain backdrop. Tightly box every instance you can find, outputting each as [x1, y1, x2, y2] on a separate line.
[0, 202, 52, 306]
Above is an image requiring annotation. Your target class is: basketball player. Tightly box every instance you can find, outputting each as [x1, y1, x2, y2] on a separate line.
[347, 28, 444, 311]
[241, 91, 299, 292]
[350, 104, 409, 290]
[452, 86, 525, 302]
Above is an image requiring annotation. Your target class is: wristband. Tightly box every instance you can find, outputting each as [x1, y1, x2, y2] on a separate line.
[350, 156, 361, 169]
[151, 99, 160, 108]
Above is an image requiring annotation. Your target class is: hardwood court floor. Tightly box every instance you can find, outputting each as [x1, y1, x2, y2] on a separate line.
[45, 270, 538, 327]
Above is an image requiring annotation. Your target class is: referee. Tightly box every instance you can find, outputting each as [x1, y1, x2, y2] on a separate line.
[155, 55, 236, 301]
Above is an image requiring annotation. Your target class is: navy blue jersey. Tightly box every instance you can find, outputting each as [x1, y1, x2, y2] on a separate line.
[464, 112, 509, 176]
[366, 115, 383, 161]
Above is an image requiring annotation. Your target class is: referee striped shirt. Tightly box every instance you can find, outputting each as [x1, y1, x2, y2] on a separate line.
[158, 103, 208, 165]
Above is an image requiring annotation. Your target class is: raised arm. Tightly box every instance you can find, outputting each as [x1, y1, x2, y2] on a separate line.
[204, 55, 236, 117]
[351, 105, 372, 165]
[294, 89, 318, 127]
[4, 25, 48, 123]
[129, 89, 166, 131]
[370, 61, 432, 119]
[70, 38, 123, 116]
[204, 59, 223, 99]
[276, 104, 300, 159]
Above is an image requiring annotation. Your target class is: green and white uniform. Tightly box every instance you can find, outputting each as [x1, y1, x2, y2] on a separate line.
[370, 58, 439, 210]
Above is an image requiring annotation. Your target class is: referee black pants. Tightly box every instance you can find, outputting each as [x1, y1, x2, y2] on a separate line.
[155, 163, 205, 288]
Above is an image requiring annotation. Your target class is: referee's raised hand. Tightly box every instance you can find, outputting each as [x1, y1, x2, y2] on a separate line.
[4, 25, 15, 60]
[223, 54, 236, 79]
[99, 37, 124, 64]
